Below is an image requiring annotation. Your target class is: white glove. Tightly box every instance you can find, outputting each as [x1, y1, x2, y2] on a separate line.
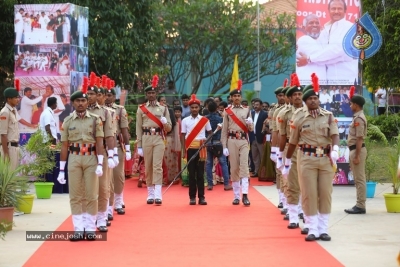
[223, 148, 229, 156]
[160, 116, 167, 124]
[282, 158, 292, 179]
[138, 147, 143, 157]
[57, 171, 66, 184]
[276, 151, 284, 171]
[270, 147, 277, 162]
[125, 145, 131, 160]
[95, 165, 103, 176]
[113, 147, 119, 165]
[217, 123, 223, 130]
[330, 145, 339, 163]
[245, 117, 253, 125]
[107, 150, 116, 169]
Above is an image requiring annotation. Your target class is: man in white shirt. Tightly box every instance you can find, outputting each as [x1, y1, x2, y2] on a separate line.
[296, 0, 358, 85]
[39, 97, 58, 145]
[43, 84, 65, 131]
[19, 87, 44, 126]
[15, 8, 24, 44]
[181, 94, 212, 205]
[319, 87, 332, 111]
[39, 12, 50, 30]
[374, 88, 386, 115]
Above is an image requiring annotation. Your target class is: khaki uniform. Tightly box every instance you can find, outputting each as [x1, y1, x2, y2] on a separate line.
[221, 105, 253, 200]
[0, 103, 20, 171]
[136, 101, 172, 201]
[347, 110, 367, 209]
[61, 111, 104, 232]
[289, 107, 339, 237]
[271, 104, 286, 191]
[108, 103, 129, 210]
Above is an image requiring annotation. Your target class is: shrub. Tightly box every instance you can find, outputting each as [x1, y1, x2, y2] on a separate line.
[366, 114, 400, 140]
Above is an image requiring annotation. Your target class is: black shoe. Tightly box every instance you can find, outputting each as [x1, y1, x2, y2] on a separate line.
[305, 234, 319, 241]
[190, 198, 196, 205]
[287, 223, 299, 229]
[207, 185, 213, 190]
[344, 206, 366, 214]
[280, 208, 287, 215]
[155, 199, 162, 205]
[116, 208, 125, 215]
[232, 199, 240, 205]
[106, 220, 111, 227]
[147, 199, 155, 204]
[319, 233, 331, 241]
[98, 226, 108, 232]
[301, 228, 309, 235]
[277, 202, 283, 209]
[242, 194, 250, 206]
[283, 214, 289, 220]
[107, 214, 113, 221]
[85, 232, 97, 241]
[122, 204, 125, 208]
[251, 173, 258, 177]
[69, 232, 85, 241]
[298, 213, 304, 220]
[198, 198, 207, 205]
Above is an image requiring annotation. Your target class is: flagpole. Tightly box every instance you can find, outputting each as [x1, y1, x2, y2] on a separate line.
[254, 0, 261, 98]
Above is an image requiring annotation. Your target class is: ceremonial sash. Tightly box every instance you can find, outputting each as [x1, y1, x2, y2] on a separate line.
[225, 107, 248, 133]
[185, 116, 209, 149]
[139, 105, 164, 130]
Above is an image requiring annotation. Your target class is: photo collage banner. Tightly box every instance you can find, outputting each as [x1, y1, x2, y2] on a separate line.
[296, 0, 361, 185]
[14, 3, 89, 144]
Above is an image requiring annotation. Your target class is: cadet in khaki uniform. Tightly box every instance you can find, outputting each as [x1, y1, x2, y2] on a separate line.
[57, 82, 105, 241]
[221, 87, 254, 206]
[86, 75, 117, 232]
[277, 78, 304, 229]
[269, 85, 287, 209]
[273, 86, 290, 215]
[345, 87, 367, 214]
[136, 77, 172, 205]
[0, 84, 21, 171]
[104, 82, 131, 216]
[286, 78, 339, 242]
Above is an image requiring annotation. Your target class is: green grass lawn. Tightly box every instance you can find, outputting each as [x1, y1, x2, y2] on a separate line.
[368, 141, 394, 183]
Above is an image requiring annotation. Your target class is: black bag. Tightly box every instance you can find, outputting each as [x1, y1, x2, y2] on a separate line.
[210, 143, 223, 157]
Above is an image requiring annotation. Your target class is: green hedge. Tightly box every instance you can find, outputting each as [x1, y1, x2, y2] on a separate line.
[367, 114, 400, 140]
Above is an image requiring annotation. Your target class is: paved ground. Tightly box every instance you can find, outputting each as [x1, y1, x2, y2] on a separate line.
[1, 182, 399, 267]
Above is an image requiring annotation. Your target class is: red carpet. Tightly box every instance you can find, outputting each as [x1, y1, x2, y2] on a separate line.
[24, 178, 344, 267]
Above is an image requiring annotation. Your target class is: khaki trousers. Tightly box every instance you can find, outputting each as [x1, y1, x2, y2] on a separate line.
[349, 147, 367, 209]
[68, 154, 98, 215]
[109, 147, 125, 206]
[98, 150, 111, 213]
[0, 146, 19, 171]
[143, 135, 165, 185]
[280, 145, 288, 194]
[287, 146, 300, 204]
[298, 153, 333, 216]
[227, 139, 249, 182]
[251, 141, 264, 174]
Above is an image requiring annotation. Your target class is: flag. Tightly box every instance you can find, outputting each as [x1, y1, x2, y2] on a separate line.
[230, 55, 239, 91]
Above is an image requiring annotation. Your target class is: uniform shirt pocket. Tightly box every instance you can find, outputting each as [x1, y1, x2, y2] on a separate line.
[319, 122, 330, 137]
[68, 128, 80, 139]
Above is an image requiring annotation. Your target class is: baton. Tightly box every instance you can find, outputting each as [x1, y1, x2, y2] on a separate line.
[163, 126, 221, 195]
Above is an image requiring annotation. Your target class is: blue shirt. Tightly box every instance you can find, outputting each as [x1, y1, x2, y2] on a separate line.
[206, 112, 222, 143]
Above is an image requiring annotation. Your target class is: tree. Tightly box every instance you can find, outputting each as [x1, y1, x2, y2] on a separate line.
[0, 0, 162, 93]
[362, 0, 400, 89]
[156, 0, 296, 96]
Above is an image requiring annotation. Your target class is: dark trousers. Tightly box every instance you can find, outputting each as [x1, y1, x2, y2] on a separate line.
[377, 107, 385, 115]
[187, 148, 205, 199]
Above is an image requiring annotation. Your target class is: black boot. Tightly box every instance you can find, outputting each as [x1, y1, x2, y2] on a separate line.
[242, 194, 250, 206]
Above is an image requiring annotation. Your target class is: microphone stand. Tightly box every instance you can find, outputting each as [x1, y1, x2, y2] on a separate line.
[163, 127, 221, 195]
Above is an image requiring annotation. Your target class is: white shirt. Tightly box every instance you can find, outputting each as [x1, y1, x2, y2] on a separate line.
[39, 15, 50, 29]
[181, 115, 212, 140]
[39, 107, 58, 141]
[19, 95, 43, 123]
[309, 18, 358, 85]
[319, 92, 332, 104]
[374, 88, 386, 107]
[253, 111, 260, 134]
[15, 12, 23, 31]
[44, 94, 65, 116]
[296, 35, 327, 85]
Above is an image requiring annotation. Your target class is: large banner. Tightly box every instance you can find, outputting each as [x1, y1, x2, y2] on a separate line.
[14, 3, 88, 139]
[296, 0, 361, 185]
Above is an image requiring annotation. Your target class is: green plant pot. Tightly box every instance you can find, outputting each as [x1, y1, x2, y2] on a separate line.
[383, 193, 400, 213]
[34, 182, 54, 199]
[17, 194, 35, 214]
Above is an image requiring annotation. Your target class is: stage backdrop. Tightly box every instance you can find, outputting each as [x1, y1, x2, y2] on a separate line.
[296, 0, 361, 185]
[14, 3, 88, 188]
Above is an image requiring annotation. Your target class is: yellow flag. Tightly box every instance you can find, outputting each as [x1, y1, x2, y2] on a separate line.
[230, 55, 239, 91]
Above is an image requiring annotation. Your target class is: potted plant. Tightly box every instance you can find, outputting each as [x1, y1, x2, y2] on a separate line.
[20, 130, 59, 199]
[384, 134, 400, 212]
[0, 157, 27, 232]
